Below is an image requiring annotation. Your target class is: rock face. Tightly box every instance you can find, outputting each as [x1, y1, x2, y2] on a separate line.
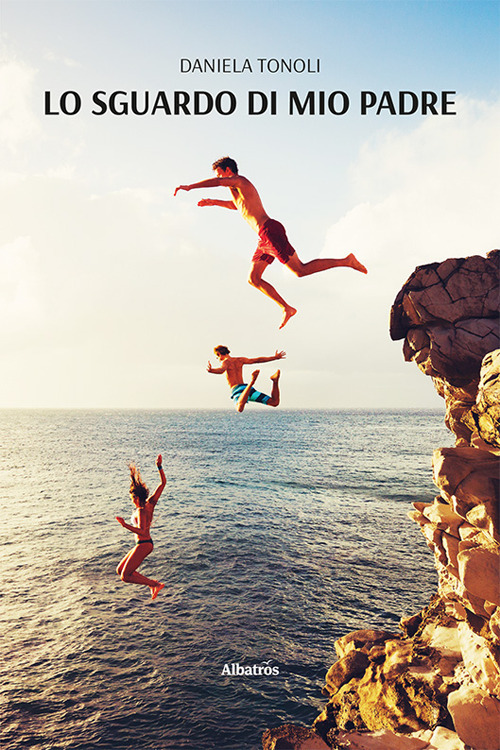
[389, 250, 499, 446]
[263, 251, 500, 750]
[389, 251, 499, 386]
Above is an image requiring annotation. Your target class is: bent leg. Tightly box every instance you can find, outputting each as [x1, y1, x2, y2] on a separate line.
[119, 544, 163, 597]
[267, 370, 281, 407]
[286, 251, 367, 277]
[237, 370, 260, 413]
[248, 261, 297, 329]
[116, 548, 134, 577]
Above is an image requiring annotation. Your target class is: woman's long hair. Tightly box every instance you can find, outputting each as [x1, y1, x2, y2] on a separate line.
[129, 464, 150, 508]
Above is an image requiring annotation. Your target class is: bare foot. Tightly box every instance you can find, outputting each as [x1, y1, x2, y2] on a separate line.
[150, 583, 165, 601]
[250, 369, 260, 384]
[347, 253, 368, 274]
[279, 306, 297, 329]
[270, 370, 280, 382]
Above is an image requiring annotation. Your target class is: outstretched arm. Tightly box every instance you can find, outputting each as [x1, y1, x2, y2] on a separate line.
[174, 176, 239, 196]
[148, 454, 166, 507]
[198, 199, 237, 209]
[243, 350, 286, 365]
[207, 361, 226, 374]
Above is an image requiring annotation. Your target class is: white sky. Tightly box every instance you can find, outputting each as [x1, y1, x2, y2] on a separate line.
[1, 0, 499, 408]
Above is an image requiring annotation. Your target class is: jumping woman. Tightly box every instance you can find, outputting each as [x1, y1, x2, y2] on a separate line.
[116, 454, 166, 601]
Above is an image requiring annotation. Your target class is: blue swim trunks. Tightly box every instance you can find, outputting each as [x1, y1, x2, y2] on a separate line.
[230, 384, 270, 405]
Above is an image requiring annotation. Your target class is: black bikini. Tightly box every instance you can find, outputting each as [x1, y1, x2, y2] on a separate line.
[137, 539, 153, 546]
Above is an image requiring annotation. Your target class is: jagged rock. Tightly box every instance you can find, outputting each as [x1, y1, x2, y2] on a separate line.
[381, 639, 415, 680]
[421, 499, 464, 537]
[262, 724, 330, 750]
[324, 650, 370, 694]
[328, 728, 429, 748]
[405, 319, 498, 384]
[447, 684, 500, 750]
[400, 612, 424, 638]
[432, 446, 499, 543]
[390, 251, 499, 448]
[425, 624, 462, 660]
[329, 726, 467, 749]
[432, 377, 479, 446]
[463, 349, 500, 449]
[441, 532, 460, 573]
[457, 622, 500, 695]
[424, 726, 467, 749]
[390, 251, 500, 386]
[264, 254, 500, 749]
[334, 630, 398, 658]
[457, 545, 500, 606]
[425, 725, 467, 750]
[313, 630, 453, 739]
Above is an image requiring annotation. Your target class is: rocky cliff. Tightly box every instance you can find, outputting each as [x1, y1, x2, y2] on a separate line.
[263, 250, 500, 750]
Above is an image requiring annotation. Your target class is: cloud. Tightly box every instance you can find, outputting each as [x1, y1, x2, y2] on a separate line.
[324, 97, 500, 284]
[309, 97, 500, 407]
[0, 58, 40, 149]
[43, 49, 81, 68]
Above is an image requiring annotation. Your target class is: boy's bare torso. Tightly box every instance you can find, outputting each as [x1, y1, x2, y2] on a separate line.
[220, 356, 249, 388]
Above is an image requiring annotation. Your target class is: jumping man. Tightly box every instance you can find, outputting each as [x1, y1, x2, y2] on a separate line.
[174, 157, 367, 329]
[207, 346, 285, 412]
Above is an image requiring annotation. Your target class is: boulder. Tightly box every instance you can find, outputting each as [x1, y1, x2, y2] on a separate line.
[390, 251, 500, 386]
[328, 728, 429, 748]
[262, 725, 330, 750]
[324, 650, 370, 694]
[457, 546, 500, 606]
[457, 622, 500, 695]
[334, 630, 398, 658]
[432, 447, 499, 543]
[447, 684, 500, 750]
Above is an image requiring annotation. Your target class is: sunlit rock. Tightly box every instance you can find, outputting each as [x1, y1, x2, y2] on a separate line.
[457, 545, 500, 606]
[324, 650, 369, 694]
[264, 252, 500, 749]
[334, 629, 397, 658]
[463, 349, 500, 449]
[262, 724, 330, 750]
[447, 684, 500, 750]
[390, 250, 499, 386]
[457, 622, 500, 695]
[328, 728, 429, 748]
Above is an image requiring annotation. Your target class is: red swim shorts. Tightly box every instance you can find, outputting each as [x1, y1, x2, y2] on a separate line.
[252, 219, 295, 265]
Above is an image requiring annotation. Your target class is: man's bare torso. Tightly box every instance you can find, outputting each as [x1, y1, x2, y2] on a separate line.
[227, 175, 270, 233]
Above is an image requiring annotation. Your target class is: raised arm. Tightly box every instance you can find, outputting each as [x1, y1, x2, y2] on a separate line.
[243, 350, 286, 365]
[148, 454, 166, 507]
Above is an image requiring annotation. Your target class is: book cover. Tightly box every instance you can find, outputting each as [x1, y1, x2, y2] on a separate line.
[1, 2, 498, 748]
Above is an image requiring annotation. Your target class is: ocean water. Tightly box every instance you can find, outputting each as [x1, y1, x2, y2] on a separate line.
[0, 409, 452, 750]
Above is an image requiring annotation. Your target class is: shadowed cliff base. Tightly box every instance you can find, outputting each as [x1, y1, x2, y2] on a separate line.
[263, 250, 500, 750]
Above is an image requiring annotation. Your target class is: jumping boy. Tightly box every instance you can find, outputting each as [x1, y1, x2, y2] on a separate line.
[174, 157, 367, 329]
[207, 346, 285, 412]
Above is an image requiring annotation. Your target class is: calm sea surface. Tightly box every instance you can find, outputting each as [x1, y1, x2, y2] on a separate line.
[0, 409, 452, 750]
